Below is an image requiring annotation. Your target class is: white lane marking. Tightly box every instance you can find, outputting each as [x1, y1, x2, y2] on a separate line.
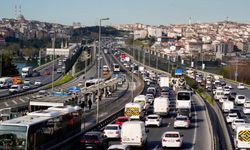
[153, 145, 159, 150]
[191, 96, 198, 150]
[4, 102, 9, 107]
[12, 100, 17, 104]
[19, 98, 25, 102]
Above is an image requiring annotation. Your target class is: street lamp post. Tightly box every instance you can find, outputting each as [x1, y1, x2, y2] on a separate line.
[97, 17, 109, 124]
[51, 33, 56, 93]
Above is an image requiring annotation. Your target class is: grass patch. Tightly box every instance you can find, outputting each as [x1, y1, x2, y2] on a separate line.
[47, 74, 73, 88]
[185, 76, 214, 105]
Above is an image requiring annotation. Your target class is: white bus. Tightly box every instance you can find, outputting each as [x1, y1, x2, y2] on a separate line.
[84, 78, 104, 87]
[176, 90, 192, 109]
[0, 105, 82, 150]
[113, 63, 120, 72]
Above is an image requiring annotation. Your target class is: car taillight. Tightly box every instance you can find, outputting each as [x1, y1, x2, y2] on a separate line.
[157, 119, 159, 121]
[116, 131, 119, 134]
[235, 140, 238, 146]
[176, 139, 181, 142]
[94, 140, 101, 144]
[80, 140, 86, 143]
[162, 138, 167, 142]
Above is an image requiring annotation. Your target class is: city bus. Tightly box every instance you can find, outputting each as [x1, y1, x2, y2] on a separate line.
[84, 78, 104, 87]
[0, 105, 82, 150]
[113, 63, 120, 72]
[176, 90, 192, 109]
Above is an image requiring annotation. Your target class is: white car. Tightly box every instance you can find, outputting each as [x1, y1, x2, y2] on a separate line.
[22, 83, 31, 90]
[145, 114, 162, 127]
[174, 115, 190, 128]
[223, 87, 231, 95]
[226, 113, 238, 123]
[162, 131, 183, 148]
[235, 95, 246, 105]
[231, 119, 245, 130]
[243, 102, 250, 114]
[103, 124, 121, 138]
[108, 144, 130, 150]
[237, 83, 245, 90]
[226, 84, 232, 89]
[34, 80, 42, 86]
[219, 96, 229, 103]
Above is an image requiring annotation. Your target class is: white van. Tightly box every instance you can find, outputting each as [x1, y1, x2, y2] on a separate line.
[0, 77, 13, 88]
[121, 121, 147, 147]
[124, 103, 144, 120]
[222, 100, 234, 112]
[214, 89, 224, 100]
[134, 95, 150, 110]
[234, 124, 250, 149]
[153, 96, 170, 116]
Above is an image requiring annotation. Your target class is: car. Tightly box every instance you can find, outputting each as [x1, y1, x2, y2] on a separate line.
[36, 90, 48, 98]
[103, 124, 121, 138]
[115, 116, 129, 126]
[177, 108, 192, 119]
[220, 80, 227, 87]
[56, 68, 62, 73]
[243, 101, 250, 114]
[32, 70, 40, 77]
[145, 114, 162, 127]
[161, 131, 183, 148]
[223, 86, 231, 95]
[108, 144, 130, 150]
[34, 80, 42, 86]
[229, 92, 237, 101]
[235, 95, 246, 105]
[226, 84, 232, 89]
[22, 83, 31, 90]
[219, 96, 229, 103]
[9, 84, 23, 94]
[77, 81, 84, 87]
[226, 112, 238, 123]
[23, 79, 31, 85]
[80, 131, 109, 150]
[237, 83, 245, 90]
[43, 69, 50, 75]
[231, 119, 245, 130]
[146, 94, 154, 104]
[174, 115, 190, 128]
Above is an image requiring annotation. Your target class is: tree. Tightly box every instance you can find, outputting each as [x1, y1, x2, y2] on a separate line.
[1, 54, 19, 76]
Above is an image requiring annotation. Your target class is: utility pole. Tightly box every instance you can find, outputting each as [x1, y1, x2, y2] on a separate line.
[0, 50, 2, 77]
[51, 33, 56, 93]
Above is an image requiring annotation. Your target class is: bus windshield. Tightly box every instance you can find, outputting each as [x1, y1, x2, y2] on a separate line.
[177, 92, 191, 100]
[0, 125, 27, 149]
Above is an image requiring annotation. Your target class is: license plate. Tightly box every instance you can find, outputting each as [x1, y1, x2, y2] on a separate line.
[108, 132, 113, 134]
[86, 146, 93, 149]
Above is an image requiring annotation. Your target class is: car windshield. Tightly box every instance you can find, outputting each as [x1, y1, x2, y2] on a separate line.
[177, 92, 190, 100]
[165, 134, 179, 138]
[238, 96, 245, 99]
[235, 120, 245, 123]
[229, 114, 237, 117]
[148, 116, 158, 119]
[176, 117, 187, 120]
[105, 126, 118, 130]
[11, 86, 18, 89]
[117, 118, 128, 122]
[82, 134, 99, 140]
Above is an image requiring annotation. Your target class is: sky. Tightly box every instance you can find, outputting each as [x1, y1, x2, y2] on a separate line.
[1, 0, 250, 26]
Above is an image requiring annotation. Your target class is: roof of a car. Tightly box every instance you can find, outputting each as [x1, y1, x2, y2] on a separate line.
[108, 144, 129, 149]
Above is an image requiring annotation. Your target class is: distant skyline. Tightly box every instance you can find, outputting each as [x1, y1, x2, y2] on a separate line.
[1, 0, 250, 26]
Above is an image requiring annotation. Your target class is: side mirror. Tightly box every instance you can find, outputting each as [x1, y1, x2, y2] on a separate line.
[181, 134, 184, 137]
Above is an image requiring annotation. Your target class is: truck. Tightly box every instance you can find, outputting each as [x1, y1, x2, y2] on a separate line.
[159, 76, 170, 88]
[153, 96, 170, 116]
[0, 77, 13, 88]
[222, 100, 234, 112]
[139, 66, 145, 73]
[21, 66, 33, 77]
[134, 95, 150, 111]
[234, 124, 250, 149]
[124, 102, 144, 120]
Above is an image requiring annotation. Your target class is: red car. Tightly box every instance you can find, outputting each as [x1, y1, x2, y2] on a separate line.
[43, 69, 50, 76]
[115, 116, 128, 126]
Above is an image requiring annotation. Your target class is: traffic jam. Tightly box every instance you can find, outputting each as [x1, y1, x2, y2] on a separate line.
[79, 51, 195, 150]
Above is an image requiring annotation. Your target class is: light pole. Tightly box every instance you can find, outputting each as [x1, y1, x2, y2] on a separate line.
[97, 17, 109, 124]
[235, 53, 238, 82]
[51, 33, 56, 93]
